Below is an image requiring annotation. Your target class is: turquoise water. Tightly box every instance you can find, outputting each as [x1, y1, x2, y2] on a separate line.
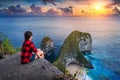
[0, 16, 120, 80]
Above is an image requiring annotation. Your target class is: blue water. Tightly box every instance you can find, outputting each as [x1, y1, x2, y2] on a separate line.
[0, 16, 120, 80]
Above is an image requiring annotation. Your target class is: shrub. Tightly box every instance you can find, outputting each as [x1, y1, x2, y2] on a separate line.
[0, 32, 18, 55]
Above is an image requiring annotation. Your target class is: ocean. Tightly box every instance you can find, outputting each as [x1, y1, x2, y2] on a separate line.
[0, 16, 120, 80]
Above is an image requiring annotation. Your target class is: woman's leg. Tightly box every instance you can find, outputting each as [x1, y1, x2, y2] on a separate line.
[30, 54, 37, 61]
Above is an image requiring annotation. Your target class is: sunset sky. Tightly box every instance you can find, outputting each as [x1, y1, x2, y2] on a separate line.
[0, 0, 120, 16]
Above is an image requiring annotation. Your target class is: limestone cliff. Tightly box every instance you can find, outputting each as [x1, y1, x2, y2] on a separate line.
[54, 30, 93, 73]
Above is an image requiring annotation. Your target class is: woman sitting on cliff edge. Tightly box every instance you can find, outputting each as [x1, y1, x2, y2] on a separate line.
[21, 31, 44, 64]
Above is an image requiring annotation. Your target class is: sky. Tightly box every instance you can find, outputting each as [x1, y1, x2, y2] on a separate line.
[0, 0, 120, 16]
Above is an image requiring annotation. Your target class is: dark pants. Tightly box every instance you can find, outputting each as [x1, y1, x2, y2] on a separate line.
[30, 54, 36, 61]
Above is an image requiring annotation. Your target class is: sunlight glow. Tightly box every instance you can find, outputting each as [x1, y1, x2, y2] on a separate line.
[94, 4, 104, 11]
[91, 2, 108, 16]
[72, 1, 111, 16]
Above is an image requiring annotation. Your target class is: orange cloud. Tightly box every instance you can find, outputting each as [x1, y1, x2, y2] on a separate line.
[67, 0, 114, 16]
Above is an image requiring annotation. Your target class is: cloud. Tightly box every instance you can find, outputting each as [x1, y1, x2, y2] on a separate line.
[56, 0, 89, 4]
[8, 4, 26, 14]
[57, 6, 73, 16]
[30, 4, 43, 15]
[108, 0, 120, 7]
[112, 6, 120, 14]
[105, 0, 120, 11]
[0, 0, 119, 16]
[105, 3, 113, 9]
[45, 8, 58, 15]
[67, 0, 84, 1]
[113, 0, 120, 5]
[0, 0, 57, 7]
[41, 0, 56, 5]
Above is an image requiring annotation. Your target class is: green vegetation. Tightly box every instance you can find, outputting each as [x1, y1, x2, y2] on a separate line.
[53, 58, 66, 73]
[40, 36, 52, 48]
[0, 32, 19, 56]
[54, 30, 92, 73]
[2, 37, 18, 54]
[65, 70, 69, 74]
[41, 36, 52, 43]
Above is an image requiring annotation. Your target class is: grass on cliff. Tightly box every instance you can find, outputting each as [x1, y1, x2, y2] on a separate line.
[40, 36, 52, 48]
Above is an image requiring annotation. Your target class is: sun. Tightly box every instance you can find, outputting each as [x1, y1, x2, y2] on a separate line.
[91, 2, 107, 15]
[93, 3, 105, 12]
[94, 4, 103, 11]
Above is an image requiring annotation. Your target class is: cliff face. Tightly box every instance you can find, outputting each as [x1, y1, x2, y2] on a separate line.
[54, 30, 93, 73]
[0, 53, 62, 80]
[40, 36, 55, 63]
[40, 37, 54, 57]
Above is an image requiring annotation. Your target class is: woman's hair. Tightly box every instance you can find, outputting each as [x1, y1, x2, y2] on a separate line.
[24, 31, 33, 40]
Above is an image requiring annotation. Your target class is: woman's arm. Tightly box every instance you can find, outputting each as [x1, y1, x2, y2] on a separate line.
[30, 42, 44, 59]
[36, 49, 44, 59]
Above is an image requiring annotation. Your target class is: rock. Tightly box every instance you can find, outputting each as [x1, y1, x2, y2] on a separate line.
[0, 40, 2, 45]
[54, 30, 93, 73]
[40, 36, 54, 56]
[53, 74, 77, 80]
[79, 36, 92, 53]
[0, 54, 3, 59]
[83, 63, 94, 69]
[0, 40, 3, 59]
[0, 53, 63, 80]
[40, 36, 55, 62]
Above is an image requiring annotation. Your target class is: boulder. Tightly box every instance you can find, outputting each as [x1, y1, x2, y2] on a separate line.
[0, 53, 63, 80]
[54, 30, 93, 73]
[40, 36, 55, 62]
